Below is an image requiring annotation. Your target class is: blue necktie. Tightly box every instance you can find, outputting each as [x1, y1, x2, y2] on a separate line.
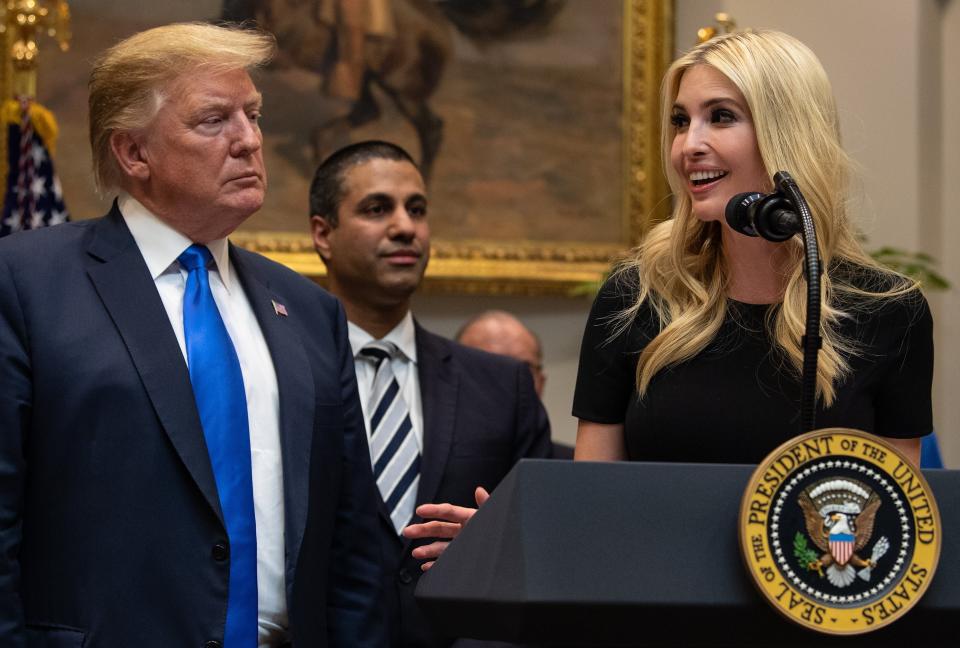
[361, 342, 420, 534]
[179, 244, 257, 647]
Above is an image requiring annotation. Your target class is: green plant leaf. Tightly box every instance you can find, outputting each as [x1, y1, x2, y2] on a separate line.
[869, 247, 950, 291]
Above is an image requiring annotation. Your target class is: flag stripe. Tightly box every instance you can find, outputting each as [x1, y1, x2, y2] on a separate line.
[1, 99, 70, 237]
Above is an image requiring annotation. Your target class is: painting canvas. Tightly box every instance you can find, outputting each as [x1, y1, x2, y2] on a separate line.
[28, 0, 671, 294]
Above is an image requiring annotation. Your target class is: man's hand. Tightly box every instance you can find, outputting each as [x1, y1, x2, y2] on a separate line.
[402, 487, 490, 571]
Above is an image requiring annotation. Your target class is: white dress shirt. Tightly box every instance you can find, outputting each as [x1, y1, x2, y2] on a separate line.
[348, 312, 424, 454]
[119, 194, 288, 646]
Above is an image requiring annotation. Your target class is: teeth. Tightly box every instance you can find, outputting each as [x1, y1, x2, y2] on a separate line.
[689, 170, 726, 182]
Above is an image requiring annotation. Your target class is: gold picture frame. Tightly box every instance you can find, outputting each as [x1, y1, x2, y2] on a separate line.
[8, 1, 673, 297]
[232, 0, 674, 296]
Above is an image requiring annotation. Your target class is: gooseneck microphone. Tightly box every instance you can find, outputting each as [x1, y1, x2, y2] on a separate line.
[725, 172, 822, 433]
[725, 191, 802, 242]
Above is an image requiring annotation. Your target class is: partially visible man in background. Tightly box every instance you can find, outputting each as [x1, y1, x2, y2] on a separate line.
[457, 310, 573, 459]
[456, 310, 545, 397]
[310, 140, 552, 647]
[0, 23, 383, 647]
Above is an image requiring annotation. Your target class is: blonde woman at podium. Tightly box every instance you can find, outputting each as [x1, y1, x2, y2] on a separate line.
[405, 30, 932, 567]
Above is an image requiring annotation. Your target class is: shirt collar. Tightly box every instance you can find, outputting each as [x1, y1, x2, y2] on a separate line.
[118, 192, 234, 291]
[348, 310, 418, 364]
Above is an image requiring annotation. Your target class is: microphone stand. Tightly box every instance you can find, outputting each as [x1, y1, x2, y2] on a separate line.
[772, 171, 821, 433]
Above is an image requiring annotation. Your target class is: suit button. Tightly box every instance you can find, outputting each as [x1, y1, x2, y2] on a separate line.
[204, 641, 222, 648]
[398, 568, 413, 584]
[211, 543, 228, 561]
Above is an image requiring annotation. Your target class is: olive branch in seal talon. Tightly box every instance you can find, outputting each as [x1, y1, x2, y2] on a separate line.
[794, 532, 823, 577]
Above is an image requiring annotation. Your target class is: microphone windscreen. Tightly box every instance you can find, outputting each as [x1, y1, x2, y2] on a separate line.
[725, 192, 764, 236]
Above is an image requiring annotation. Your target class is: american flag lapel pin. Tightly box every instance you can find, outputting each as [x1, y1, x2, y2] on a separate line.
[271, 299, 288, 317]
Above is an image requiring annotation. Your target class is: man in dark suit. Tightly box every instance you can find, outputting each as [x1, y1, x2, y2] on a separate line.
[0, 23, 383, 647]
[456, 310, 574, 459]
[309, 141, 552, 647]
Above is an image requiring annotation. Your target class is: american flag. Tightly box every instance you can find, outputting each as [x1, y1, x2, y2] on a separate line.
[0, 98, 69, 237]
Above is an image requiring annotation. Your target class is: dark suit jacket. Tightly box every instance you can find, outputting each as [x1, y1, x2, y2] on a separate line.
[0, 206, 385, 647]
[378, 325, 552, 648]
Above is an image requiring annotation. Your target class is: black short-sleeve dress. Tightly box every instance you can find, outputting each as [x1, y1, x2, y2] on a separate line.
[572, 272, 933, 464]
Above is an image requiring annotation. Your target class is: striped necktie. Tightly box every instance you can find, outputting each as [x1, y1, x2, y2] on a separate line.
[360, 341, 420, 534]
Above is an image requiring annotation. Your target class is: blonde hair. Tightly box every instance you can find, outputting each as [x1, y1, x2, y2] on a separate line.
[618, 30, 916, 405]
[88, 22, 276, 193]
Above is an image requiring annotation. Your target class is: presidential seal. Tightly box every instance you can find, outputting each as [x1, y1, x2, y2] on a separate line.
[739, 429, 940, 634]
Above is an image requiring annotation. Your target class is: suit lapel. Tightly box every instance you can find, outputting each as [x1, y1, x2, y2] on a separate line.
[414, 324, 457, 513]
[230, 247, 314, 569]
[85, 206, 222, 522]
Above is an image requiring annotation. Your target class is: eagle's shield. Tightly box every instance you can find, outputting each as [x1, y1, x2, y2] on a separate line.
[829, 533, 855, 566]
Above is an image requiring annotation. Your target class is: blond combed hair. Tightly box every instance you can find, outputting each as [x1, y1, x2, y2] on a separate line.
[88, 22, 276, 193]
[618, 30, 917, 406]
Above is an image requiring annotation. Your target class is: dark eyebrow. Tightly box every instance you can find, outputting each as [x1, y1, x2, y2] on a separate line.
[359, 192, 427, 202]
[358, 192, 395, 206]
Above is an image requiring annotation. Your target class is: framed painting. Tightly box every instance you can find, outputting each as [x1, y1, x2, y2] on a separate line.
[25, 0, 674, 296]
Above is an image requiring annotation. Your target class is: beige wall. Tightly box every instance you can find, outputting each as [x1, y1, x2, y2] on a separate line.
[934, 0, 960, 466]
[419, 1, 958, 463]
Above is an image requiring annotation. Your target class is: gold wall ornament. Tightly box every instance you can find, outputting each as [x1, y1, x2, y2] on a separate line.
[697, 12, 736, 44]
[233, 0, 674, 297]
[0, 0, 71, 100]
